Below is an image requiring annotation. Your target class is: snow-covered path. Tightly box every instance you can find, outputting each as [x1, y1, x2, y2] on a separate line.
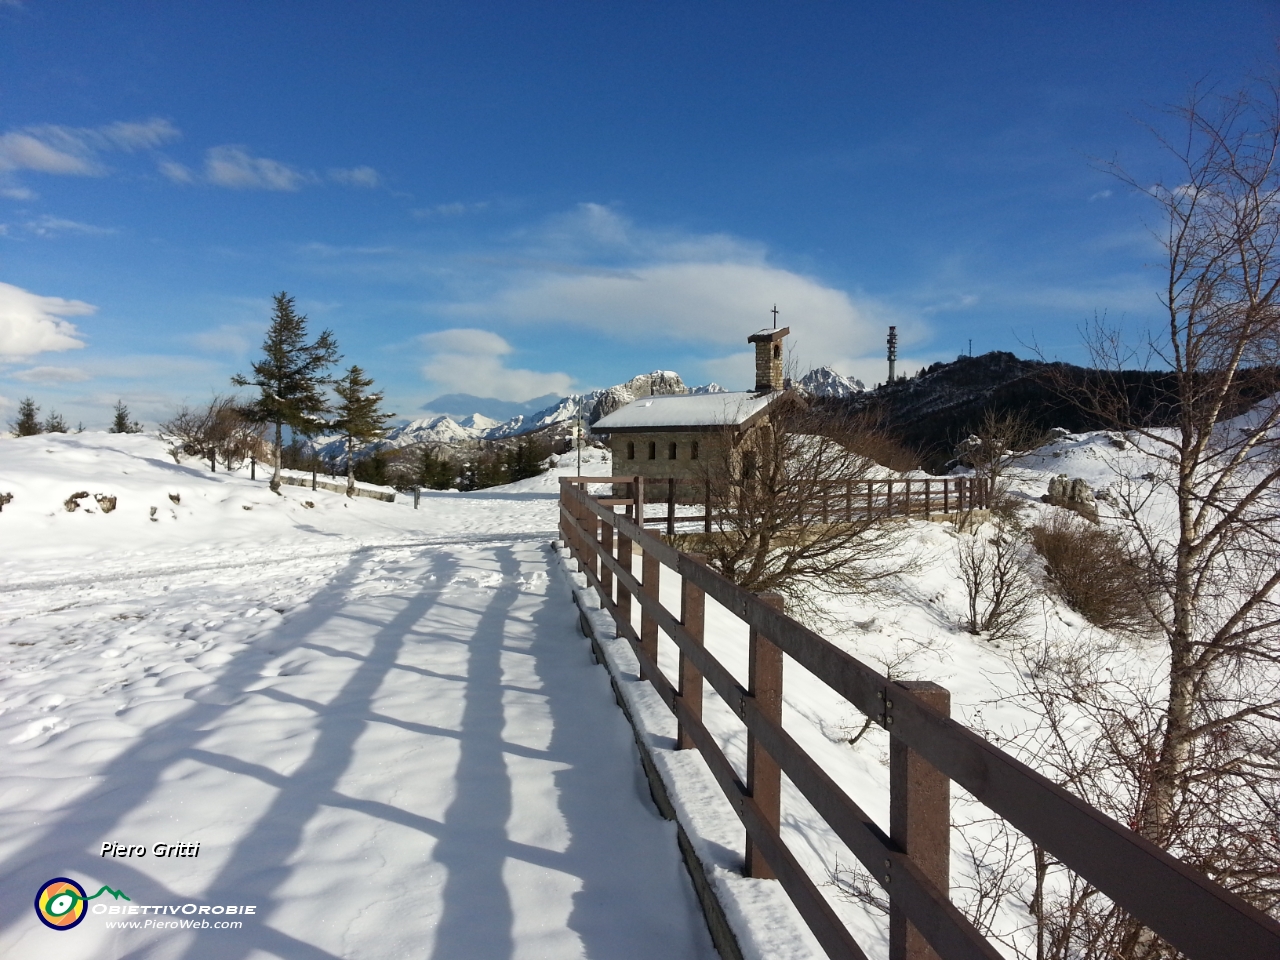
[0, 532, 715, 959]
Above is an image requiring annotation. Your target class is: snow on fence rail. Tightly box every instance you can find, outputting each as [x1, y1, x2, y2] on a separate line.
[602, 474, 991, 537]
[559, 476, 1280, 960]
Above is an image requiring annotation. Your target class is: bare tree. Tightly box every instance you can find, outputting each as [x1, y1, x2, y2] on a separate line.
[955, 408, 1048, 491]
[1021, 80, 1280, 953]
[686, 402, 916, 619]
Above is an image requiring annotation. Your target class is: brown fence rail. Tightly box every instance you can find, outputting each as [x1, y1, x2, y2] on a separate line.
[558, 476, 1280, 960]
[610, 474, 991, 537]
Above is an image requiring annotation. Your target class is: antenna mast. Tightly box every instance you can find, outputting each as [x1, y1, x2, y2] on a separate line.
[887, 326, 898, 383]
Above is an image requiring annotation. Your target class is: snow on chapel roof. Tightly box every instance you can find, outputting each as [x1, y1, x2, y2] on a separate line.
[591, 390, 776, 433]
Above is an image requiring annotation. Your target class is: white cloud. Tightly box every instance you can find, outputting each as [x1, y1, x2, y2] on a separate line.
[24, 215, 115, 238]
[203, 146, 314, 191]
[0, 281, 91, 358]
[0, 132, 97, 175]
[329, 166, 380, 188]
[11, 365, 90, 383]
[441, 203, 919, 380]
[418, 328, 573, 401]
[158, 160, 195, 184]
[189, 322, 261, 356]
[0, 118, 180, 178]
[412, 200, 490, 219]
[0, 185, 35, 200]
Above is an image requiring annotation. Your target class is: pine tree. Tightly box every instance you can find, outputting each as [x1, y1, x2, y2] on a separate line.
[109, 400, 143, 434]
[9, 397, 41, 436]
[42, 411, 68, 433]
[232, 292, 340, 492]
[331, 365, 396, 496]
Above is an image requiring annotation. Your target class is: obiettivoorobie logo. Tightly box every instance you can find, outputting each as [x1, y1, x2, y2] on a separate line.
[34, 877, 130, 931]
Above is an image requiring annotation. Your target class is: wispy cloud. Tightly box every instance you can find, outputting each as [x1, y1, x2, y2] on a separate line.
[0, 281, 92, 359]
[412, 200, 490, 219]
[203, 146, 315, 191]
[418, 328, 573, 401]
[11, 365, 90, 383]
[329, 166, 380, 188]
[160, 148, 380, 192]
[445, 203, 912, 382]
[0, 118, 180, 179]
[189, 321, 262, 356]
[24, 215, 116, 238]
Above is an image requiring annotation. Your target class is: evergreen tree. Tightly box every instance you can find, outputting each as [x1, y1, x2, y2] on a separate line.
[330, 365, 396, 496]
[42, 411, 68, 433]
[405, 444, 455, 490]
[9, 397, 41, 436]
[232, 292, 340, 492]
[109, 400, 143, 434]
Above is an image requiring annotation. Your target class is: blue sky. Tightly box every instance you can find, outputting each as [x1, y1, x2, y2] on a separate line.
[2, 2, 1278, 428]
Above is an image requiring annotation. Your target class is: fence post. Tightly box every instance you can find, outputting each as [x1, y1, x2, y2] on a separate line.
[640, 550, 660, 681]
[413, 485, 421, 510]
[616, 525, 633, 635]
[677, 553, 706, 751]
[667, 477, 676, 537]
[583, 484, 599, 582]
[600, 512, 614, 604]
[636, 476, 645, 528]
[889, 681, 951, 960]
[250, 456, 256, 481]
[571, 484, 587, 573]
[746, 592, 785, 879]
[704, 479, 712, 534]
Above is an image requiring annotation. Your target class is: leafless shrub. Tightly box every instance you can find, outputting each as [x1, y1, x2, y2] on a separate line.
[160, 396, 269, 470]
[955, 524, 1037, 641]
[1030, 512, 1156, 634]
[828, 855, 890, 914]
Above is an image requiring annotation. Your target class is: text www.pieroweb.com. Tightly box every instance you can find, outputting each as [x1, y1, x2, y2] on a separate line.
[94, 903, 254, 931]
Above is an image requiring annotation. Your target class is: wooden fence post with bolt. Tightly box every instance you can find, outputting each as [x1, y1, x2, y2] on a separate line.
[889, 681, 951, 960]
[640, 550, 660, 682]
[676, 553, 706, 751]
[746, 591, 785, 879]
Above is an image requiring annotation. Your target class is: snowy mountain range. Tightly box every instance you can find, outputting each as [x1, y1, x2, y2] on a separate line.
[309, 367, 851, 460]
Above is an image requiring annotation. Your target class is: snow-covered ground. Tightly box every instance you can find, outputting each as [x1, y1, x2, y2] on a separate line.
[0, 435, 724, 959]
[0, 427, 1224, 960]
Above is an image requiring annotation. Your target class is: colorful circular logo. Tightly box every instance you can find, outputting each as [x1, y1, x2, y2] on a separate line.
[35, 877, 88, 930]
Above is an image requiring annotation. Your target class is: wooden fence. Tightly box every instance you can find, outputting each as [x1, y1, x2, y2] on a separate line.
[558, 476, 1280, 960]
[608, 474, 991, 536]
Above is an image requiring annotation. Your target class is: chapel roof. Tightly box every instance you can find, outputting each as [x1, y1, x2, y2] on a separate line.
[590, 390, 778, 434]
